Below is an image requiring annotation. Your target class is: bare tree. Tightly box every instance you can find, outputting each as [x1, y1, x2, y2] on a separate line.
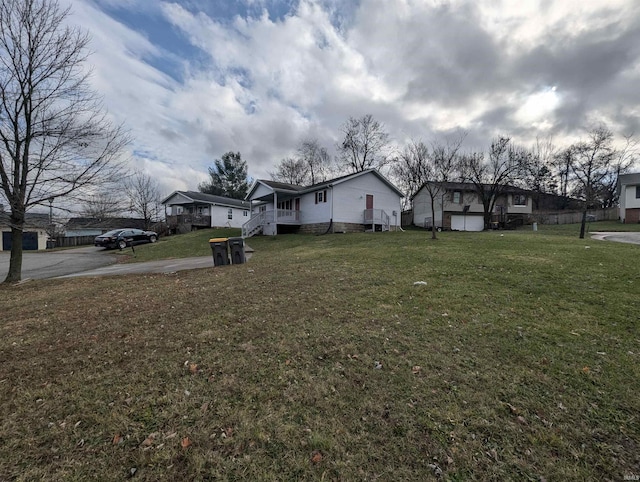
[0, 0, 129, 282]
[594, 133, 637, 209]
[337, 114, 390, 173]
[298, 138, 331, 184]
[270, 157, 309, 185]
[459, 137, 528, 229]
[126, 171, 162, 230]
[522, 136, 556, 210]
[569, 126, 618, 239]
[80, 191, 127, 219]
[393, 133, 463, 239]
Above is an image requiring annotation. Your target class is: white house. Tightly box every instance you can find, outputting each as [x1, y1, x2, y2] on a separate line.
[618, 172, 640, 224]
[412, 182, 533, 231]
[162, 191, 251, 233]
[243, 169, 404, 237]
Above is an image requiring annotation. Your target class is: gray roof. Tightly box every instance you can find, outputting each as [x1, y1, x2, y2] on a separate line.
[259, 180, 306, 191]
[65, 217, 147, 230]
[248, 169, 404, 199]
[162, 191, 250, 208]
[619, 172, 640, 185]
[0, 212, 50, 228]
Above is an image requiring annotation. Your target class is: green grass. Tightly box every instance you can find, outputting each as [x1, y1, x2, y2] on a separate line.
[119, 228, 242, 262]
[1, 229, 639, 480]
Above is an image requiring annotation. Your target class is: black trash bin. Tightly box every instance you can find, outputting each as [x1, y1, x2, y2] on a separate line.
[228, 237, 245, 264]
[209, 238, 229, 266]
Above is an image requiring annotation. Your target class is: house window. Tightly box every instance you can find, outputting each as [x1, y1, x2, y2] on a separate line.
[278, 199, 292, 210]
[227, 209, 233, 220]
[243, 210, 248, 216]
[315, 190, 327, 204]
[636, 186, 640, 199]
[452, 191, 462, 204]
[514, 194, 527, 206]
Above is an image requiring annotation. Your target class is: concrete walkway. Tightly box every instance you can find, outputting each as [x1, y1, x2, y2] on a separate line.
[58, 247, 254, 279]
[590, 232, 640, 245]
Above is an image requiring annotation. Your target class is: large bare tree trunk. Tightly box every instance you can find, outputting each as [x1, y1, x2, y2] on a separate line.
[0, 0, 129, 283]
[6, 223, 23, 283]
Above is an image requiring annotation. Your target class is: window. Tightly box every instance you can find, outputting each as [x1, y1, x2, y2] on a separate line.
[227, 208, 233, 220]
[243, 210, 249, 217]
[514, 194, 527, 206]
[278, 199, 292, 210]
[636, 185, 640, 199]
[452, 191, 462, 204]
[315, 190, 327, 204]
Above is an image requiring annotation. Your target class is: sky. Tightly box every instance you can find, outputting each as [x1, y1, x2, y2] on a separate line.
[60, 0, 640, 199]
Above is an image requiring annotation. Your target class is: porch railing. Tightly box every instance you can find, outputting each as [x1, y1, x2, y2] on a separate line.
[167, 214, 211, 228]
[364, 209, 391, 231]
[242, 212, 266, 238]
[276, 209, 300, 223]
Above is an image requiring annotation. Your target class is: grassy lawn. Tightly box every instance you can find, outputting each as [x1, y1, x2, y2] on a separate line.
[1, 228, 639, 480]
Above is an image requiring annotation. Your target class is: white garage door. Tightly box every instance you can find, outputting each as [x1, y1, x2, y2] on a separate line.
[451, 215, 484, 231]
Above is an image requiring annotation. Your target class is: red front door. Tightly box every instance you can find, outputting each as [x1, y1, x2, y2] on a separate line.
[366, 194, 373, 210]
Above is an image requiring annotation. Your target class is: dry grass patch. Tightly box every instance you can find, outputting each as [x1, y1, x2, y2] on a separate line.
[1, 230, 639, 480]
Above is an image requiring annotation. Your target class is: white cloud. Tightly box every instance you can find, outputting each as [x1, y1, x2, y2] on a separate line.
[54, 0, 640, 203]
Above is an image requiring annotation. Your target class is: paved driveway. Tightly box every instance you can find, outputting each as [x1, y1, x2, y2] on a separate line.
[1, 245, 253, 280]
[0, 246, 119, 280]
[590, 232, 640, 245]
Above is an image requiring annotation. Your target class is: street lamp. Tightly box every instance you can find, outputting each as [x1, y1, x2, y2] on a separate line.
[48, 197, 54, 227]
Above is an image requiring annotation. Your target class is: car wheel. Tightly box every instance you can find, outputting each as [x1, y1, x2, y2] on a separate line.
[149, 235, 157, 243]
[118, 239, 127, 250]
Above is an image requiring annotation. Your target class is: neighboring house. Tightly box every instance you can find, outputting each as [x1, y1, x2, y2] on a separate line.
[243, 169, 403, 237]
[412, 182, 533, 231]
[0, 209, 49, 251]
[618, 172, 640, 224]
[162, 191, 251, 233]
[64, 217, 147, 237]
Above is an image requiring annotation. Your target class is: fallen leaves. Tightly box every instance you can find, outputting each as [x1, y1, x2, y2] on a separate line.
[311, 450, 323, 464]
[181, 437, 192, 449]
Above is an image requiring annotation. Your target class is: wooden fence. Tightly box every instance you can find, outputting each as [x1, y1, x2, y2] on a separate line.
[52, 235, 96, 248]
[532, 207, 618, 225]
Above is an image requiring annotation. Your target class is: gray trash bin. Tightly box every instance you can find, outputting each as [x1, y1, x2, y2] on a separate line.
[228, 237, 245, 264]
[209, 238, 229, 266]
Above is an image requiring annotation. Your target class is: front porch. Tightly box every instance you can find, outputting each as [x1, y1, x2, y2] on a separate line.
[242, 209, 301, 237]
[167, 214, 211, 233]
[242, 208, 391, 237]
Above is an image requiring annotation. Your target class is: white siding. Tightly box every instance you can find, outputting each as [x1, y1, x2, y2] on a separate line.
[299, 191, 332, 224]
[211, 205, 248, 228]
[252, 183, 276, 200]
[331, 172, 402, 228]
[624, 185, 640, 209]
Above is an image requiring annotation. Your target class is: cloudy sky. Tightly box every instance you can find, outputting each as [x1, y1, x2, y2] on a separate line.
[63, 0, 640, 197]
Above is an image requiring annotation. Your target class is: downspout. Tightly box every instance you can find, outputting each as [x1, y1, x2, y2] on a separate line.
[330, 185, 334, 233]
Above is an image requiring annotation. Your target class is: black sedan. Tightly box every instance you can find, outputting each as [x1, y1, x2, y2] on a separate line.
[94, 228, 158, 250]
